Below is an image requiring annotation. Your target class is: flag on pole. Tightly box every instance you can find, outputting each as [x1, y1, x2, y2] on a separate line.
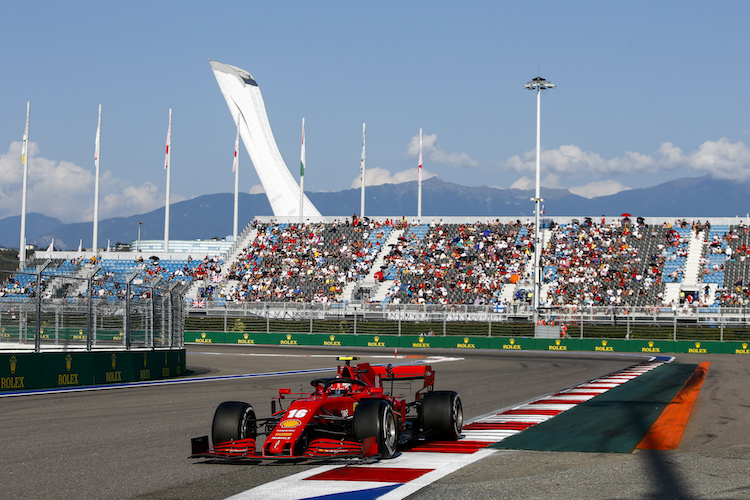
[300, 118, 305, 177]
[21, 103, 29, 164]
[95, 106, 101, 168]
[418, 128, 423, 183]
[361, 123, 366, 174]
[164, 113, 172, 169]
[232, 123, 240, 172]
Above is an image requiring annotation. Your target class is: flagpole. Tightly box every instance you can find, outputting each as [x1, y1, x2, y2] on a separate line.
[19, 102, 30, 270]
[417, 128, 423, 222]
[164, 108, 172, 253]
[299, 117, 305, 225]
[93, 104, 102, 253]
[232, 121, 240, 241]
[360, 123, 366, 218]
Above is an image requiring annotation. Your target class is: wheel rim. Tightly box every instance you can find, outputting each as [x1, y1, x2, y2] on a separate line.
[451, 396, 463, 436]
[383, 407, 397, 453]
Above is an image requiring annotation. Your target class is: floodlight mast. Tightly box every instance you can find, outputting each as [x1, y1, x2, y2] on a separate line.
[523, 77, 555, 324]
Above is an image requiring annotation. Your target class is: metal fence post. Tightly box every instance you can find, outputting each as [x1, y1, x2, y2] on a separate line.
[35, 261, 50, 352]
[55, 303, 59, 344]
[626, 313, 630, 340]
[87, 266, 101, 351]
[125, 272, 138, 350]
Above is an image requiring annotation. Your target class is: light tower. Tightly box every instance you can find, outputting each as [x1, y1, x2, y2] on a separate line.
[523, 76, 555, 322]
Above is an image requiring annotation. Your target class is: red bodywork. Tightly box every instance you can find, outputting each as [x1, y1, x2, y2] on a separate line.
[192, 360, 435, 461]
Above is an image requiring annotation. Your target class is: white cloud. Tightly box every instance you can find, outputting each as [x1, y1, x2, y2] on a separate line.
[510, 177, 534, 190]
[406, 133, 478, 168]
[501, 138, 750, 182]
[569, 180, 632, 198]
[0, 141, 168, 223]
[249, 184, 265, 194]
[688, 138, 750, 180]
[351, 167, 436, 188]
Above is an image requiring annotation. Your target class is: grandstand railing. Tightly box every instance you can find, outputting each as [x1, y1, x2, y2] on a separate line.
[0, 267, 185, 352]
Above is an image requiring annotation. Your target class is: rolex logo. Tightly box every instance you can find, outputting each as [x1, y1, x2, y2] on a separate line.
[10, 356, 17, 374]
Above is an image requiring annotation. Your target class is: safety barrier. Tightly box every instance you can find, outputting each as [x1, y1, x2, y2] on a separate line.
[0, 348, 186, 392]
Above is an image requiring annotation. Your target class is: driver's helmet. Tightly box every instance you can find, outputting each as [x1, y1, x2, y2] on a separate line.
[328, 382, 351, 396]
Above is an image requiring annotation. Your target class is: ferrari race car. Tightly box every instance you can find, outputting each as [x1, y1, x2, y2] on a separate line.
[191, 357, 463, 461]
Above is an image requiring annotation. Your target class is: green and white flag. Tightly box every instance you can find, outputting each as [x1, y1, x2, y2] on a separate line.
[300, 117, 305, 177]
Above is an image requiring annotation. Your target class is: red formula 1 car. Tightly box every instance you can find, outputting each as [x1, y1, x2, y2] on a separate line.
[191, 357, 463, 461]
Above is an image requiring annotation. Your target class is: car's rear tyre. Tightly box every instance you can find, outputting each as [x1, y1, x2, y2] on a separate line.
[422, 391, 463, 440]
[212, 401, 257, 445]
[353, 399, 398, 458]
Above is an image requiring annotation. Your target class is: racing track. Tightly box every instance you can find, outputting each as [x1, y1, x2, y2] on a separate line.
[2, 344, 749, 499]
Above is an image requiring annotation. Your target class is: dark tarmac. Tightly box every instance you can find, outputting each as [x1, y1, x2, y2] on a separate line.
[0, 345, 747, 499]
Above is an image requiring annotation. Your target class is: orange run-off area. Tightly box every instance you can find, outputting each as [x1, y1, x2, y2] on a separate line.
[637, 361, 710, 450]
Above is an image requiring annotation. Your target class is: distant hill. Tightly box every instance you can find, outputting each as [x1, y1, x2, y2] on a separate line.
[2, 175, 749, 250]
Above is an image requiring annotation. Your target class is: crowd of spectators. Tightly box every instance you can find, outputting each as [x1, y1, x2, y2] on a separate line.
[10, 218, 750, 309]
[539, 219, 662, 307]
[382, 220, 534, 305]
[205, 217, 397, 303]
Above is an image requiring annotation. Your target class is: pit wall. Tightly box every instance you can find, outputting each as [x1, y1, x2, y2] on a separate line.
[185, 331, 750, 355]
[0, 349, 186, 393]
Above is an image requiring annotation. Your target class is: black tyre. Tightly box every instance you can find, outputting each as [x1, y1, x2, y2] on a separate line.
[353, 399, 398, 458]
[422, 391, 463, 440]
[212, 401, 257, 445]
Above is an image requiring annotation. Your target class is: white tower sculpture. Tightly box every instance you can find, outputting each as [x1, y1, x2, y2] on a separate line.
[209, 60, 321, 219]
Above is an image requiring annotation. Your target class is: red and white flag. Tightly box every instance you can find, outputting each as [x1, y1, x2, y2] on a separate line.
[232, 124, 239, 172]
[94, 105, 101, 169]
[418, 128, 423, 183]
[164, 112, 172, 169]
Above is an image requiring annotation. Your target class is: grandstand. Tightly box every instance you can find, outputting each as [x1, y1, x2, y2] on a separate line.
[5, 215, 750, 318]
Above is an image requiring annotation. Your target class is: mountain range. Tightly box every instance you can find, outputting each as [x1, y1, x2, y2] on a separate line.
[2, 175, 749, 251]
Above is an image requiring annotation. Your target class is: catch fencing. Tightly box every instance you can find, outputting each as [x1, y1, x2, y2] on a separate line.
[186, 301, 750, 343]
[0, 267, 185, 352]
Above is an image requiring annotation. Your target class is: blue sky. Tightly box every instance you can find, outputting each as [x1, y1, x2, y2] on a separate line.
[1, 1, 749, 223]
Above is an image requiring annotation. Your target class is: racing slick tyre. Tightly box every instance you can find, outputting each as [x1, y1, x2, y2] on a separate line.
[353, 399, 398, 458]
[211, 401, 257, 445]
[422, 391, 463, 440]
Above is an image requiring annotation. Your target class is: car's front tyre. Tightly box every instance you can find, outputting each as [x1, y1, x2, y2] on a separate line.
[212, 401, 257, 445]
